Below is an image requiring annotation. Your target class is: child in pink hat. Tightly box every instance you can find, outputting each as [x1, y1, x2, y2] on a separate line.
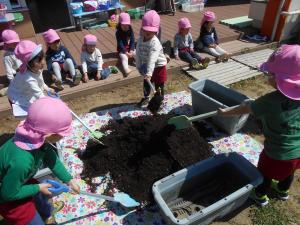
[116, 12, 135, 77]
[199, 11, 230, 62]
[219, 45, 300, 206]
[43, 29, 81, 90]
[7, 40, 55, 111]
[174, 17, 210, 70]
[0, 30, 22, 96]
[136, 10, 167, 108]
[0, 97, 80, 225]
[81, 34, 104, 82]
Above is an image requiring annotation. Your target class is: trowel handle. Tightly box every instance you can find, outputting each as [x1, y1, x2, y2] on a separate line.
[70, 110, 93, 134]
[189, 104, 244, 122]
[189, 110, 218, 122]
[145, 78, 156, 93]
[80, 190, 116, 202]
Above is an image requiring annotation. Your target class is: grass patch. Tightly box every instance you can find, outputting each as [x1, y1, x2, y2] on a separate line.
[250, 200, 297, 225]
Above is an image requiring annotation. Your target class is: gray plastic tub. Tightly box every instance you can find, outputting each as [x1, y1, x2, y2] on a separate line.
[153, 153, 262, 225]
[189, 79, 250, 134]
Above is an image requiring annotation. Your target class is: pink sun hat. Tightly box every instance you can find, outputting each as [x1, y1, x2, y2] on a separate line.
[178, 17, 192, 29]
[119, 12, 131, 25]
[260, 44, 300, 100]
[43, 29, 60, 44]
[84, 34, 97, 45]
[14, 40, 43, 73]
[13, 97, 73, 150]
[2, 29, 20, 44]
[142, 10, 160, 33]
[201, 11, 216, 26]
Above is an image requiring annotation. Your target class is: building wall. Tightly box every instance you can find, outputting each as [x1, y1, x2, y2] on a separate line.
[0, 0, 36, 38]
[280, 0, 300, 41]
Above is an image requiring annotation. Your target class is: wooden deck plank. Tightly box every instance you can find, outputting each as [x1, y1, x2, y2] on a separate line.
[0, 3, 251, 77]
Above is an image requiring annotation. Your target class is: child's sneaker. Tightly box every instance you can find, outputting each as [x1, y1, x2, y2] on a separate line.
[52, 200, 65, 214]
[191, 58, 203, 70]
[222, 53, 230, 62]
[191, 58, 198, 69]
[250, 189, 269, 206]
[44, 216, 57, 224]
[137, 97, 150, 107]
[55, 80, 64, 91]
[271, 180, 289, 200]
[215, 56, 221, 63]
[201, 57, 210, 69]
[73, 69, 82, 86]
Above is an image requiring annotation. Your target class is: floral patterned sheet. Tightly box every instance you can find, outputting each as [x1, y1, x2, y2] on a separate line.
[54, 91, 263, 225]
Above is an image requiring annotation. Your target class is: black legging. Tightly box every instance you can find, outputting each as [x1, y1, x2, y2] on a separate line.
[143, 80, 164, 98]
[256, 174, 294, 195]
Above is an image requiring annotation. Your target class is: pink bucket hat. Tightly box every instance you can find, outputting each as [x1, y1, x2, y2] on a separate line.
[43, 29, 60, 44]
[178, 17, 192, 29]
[2, 29, 20, 44]
[260, 45, 300, 100]
[13, 97, 72, 150]
[142, 10, 160, 33]
[201, 11, 216, 26]
[84, 34, 97, 45]
[14, 40, 43, 73]
[119, 12, 131, 25]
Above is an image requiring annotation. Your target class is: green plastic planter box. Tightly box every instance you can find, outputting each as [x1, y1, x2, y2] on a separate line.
[127, 8, 142, 19]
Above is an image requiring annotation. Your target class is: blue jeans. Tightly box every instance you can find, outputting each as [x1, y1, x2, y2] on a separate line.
[179, 51, 202, 65]
[25, 193, 52, 224]
[34, 193, 52, 219]
[27, 213, 44, 225]
[87, 63, 98, 74]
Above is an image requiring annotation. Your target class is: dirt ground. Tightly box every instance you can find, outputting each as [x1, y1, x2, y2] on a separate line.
[0, 70, 299, 225]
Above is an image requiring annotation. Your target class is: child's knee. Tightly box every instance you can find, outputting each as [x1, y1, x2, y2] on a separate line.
[52, 62, 60, 69]
[65, 58, 74, 65]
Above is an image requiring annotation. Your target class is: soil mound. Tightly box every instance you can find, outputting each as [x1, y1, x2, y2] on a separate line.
[80, 114, 214, 202]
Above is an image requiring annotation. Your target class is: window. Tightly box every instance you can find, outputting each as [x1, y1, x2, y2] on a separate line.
[9, 0, 21, 8]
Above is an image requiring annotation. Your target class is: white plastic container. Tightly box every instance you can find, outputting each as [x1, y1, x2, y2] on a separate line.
[182, 3, 204, 12]
[153, 153, 263, 225]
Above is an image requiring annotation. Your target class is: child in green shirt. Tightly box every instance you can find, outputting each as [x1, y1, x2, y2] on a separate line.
[219, 45, 300, 206]
[0, 97, 80, 224]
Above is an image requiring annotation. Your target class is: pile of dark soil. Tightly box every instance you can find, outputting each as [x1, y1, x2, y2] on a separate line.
[80, 114, 214, 203]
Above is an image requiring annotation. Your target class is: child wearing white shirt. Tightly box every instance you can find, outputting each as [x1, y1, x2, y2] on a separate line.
[0, 30, 22, 96]
[81, 34, 104, 82]
[7, 40, 54, 111]
[136, 10, 167, 107]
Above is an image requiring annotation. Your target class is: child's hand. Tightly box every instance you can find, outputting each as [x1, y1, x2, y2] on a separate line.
[175, 56, 180, 60]
[128, 51, 134, 58]
[68, 179, 80, 194]
[83, 73, 88, 83]
[95, 71, 101, 81]
[217, 107, 227, 115]
[190, 49, 194, 52]
[39, 183, 53, 196]
[48, 88, 56, 95]
[126, 52, 131, 58]
[144, 75, 151, 80]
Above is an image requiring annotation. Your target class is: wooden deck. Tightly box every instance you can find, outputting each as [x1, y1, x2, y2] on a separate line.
[0, 2, 256, 117]
[0, 40, 276, 118]
[0, 3, 250, 77]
